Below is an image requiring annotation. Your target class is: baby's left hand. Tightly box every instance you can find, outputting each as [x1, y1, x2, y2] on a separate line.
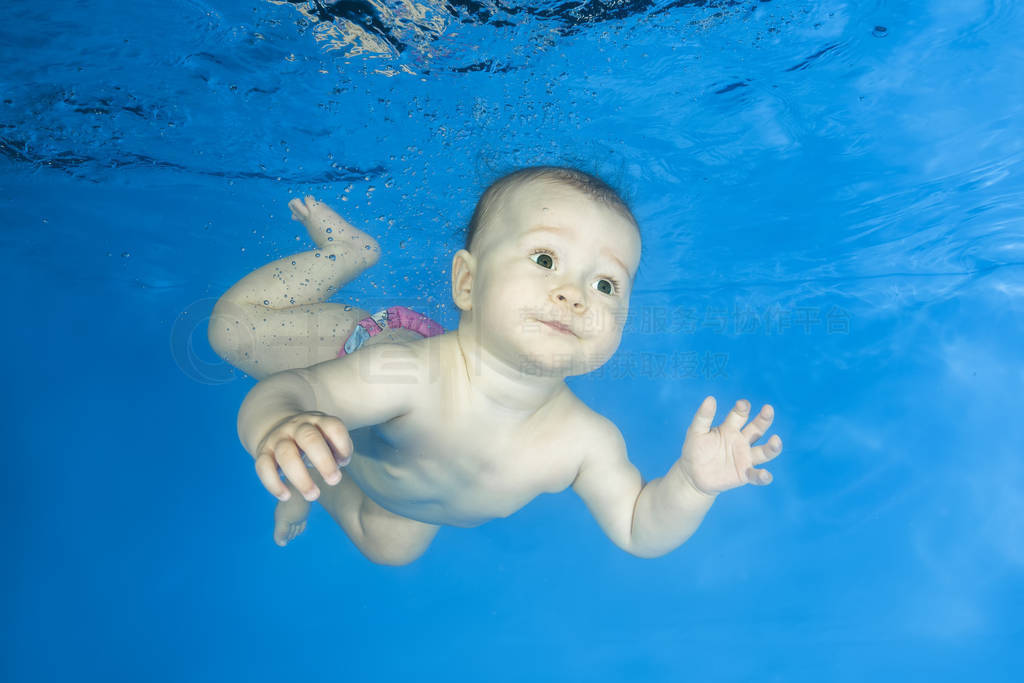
[679, 396, 783, 496]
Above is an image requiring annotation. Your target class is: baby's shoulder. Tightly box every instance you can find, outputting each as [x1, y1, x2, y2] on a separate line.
[402, 331, 457, 382]
[548, 387, 623, 444]
[311, 337, 440, 412]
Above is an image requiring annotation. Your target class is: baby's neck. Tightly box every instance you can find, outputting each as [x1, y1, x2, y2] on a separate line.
[453, 329, 566, 421]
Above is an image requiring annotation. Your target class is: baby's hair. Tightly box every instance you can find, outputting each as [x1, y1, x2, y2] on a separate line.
[464, 166, 638, 252]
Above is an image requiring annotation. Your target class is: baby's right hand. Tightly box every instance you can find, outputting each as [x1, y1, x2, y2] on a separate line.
[253, 411, 353, 502]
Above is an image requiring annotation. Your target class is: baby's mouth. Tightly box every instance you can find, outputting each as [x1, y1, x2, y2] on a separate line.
[540, 319, 577, 337]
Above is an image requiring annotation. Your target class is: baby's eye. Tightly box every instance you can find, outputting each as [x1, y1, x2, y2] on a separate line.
[530, 251, 554, 269]
[592, 278, 618, 295]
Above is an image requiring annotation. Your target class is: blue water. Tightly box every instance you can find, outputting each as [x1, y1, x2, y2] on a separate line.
[4, 0, 1023, 681]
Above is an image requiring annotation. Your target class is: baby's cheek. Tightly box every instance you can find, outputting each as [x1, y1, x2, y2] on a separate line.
[589, 312, 625, 359]
[590, 305, 624, 336]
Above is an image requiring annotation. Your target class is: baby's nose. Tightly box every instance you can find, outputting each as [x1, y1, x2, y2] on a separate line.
[552, 285, 586, 310]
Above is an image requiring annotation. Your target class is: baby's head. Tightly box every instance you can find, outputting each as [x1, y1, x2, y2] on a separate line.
[451, 166, 641, 377]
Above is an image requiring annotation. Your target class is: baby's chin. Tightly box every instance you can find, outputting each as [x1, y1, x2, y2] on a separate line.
[512, 349, 615, 379]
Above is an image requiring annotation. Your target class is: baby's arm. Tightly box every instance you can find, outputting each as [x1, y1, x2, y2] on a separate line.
[572, 418, 716, 559]
[237, 343, 421, 502]
[572, 397, 783, 559]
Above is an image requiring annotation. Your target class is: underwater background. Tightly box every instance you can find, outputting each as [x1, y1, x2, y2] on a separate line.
[4, 0, 1023, 680]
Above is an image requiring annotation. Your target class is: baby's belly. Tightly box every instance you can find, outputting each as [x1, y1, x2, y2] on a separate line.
[343, 427, 542, 527]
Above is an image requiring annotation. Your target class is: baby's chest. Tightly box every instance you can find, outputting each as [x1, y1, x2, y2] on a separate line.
[381, 416, 581, 500]
[448, 432, 578, 497]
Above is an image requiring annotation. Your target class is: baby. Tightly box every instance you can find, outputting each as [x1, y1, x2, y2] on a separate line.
[209, 166, 783, 564]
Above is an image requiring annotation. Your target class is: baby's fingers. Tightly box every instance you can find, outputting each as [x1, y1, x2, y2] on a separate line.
[750, 435, 783, 465]
[275, 439, 321, 501]
[254, 452, 291, 501]
[687, 396, 717, 435]
[293, 424, 342, 487]
[721, 399, 751, 432]
[319, 419, 354, 467]
[746, 467, 773, 486]
[740, 404, 774, 444]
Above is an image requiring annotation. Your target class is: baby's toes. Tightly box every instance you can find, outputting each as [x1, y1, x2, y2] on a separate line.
[273, 495, 310, 546]
[275, 520, 304, 546]
[273, 522, 290, 547]
[304, 196, 341, 222]
[288, 197, 309, 220]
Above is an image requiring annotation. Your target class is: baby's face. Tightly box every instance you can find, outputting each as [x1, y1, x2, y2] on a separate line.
[465, 181, 641, 377]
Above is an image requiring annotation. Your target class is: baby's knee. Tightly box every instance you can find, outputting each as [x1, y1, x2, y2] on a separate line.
[207, 301, 258, 361]
[361, 236, 382, 265]
[357, 517, 437, 566]
[362, 544, 421, 565]
[323, 237, 381, 268]
[360, 528, 432, 565]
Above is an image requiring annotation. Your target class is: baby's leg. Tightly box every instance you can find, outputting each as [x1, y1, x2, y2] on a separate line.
[209, 196, 381, 379]
[275, 466, 439, 566]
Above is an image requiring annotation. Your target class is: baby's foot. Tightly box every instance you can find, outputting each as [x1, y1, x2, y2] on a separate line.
[273, 492, 312, 547]
[288, 195, 378, 253]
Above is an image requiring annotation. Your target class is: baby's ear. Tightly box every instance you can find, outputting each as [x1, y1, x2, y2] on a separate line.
[451, 249, 475, 311]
